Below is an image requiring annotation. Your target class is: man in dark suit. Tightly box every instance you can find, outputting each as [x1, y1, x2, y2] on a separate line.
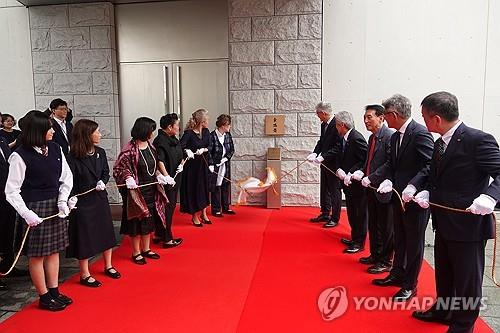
[307, 102, 342, 227]
[349, 105, 395, 273]
[49, 98, 73, 155]
[367, 94, 434, 303]
[334, 111, 368, 253]
[412, 92, 500, 333]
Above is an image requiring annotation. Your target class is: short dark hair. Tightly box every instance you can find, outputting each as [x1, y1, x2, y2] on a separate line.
[49, 98, 67, 111]
[421, 91, 459, 122]
[131, 117, 156, 141]
[216, 114, 231, 128]
[19, 110, 52, 147]
[159, 113, 179, 130]
[365, 104, 385, 117]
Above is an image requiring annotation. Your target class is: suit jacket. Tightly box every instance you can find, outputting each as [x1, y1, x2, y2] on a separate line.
[370, 120, 434, 193]
[339, 129, 368, 196]
[67, 146, 110, 195]
[425, 123, 500, 241]
[313, 117, 342, 169]
[0, 138, 11, 198]
[52, 118, 73, 155]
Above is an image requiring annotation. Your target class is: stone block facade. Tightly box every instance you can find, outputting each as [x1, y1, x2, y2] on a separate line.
[29, 2, 121, 203]
[228, 0, 322, 205]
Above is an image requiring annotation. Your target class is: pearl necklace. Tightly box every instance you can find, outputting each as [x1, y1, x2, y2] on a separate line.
[139, 145, 156, 177]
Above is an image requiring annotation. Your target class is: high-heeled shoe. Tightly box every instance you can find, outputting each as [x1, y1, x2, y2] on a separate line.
[192, 218, 203, 227]
[201, 217, 212, 224]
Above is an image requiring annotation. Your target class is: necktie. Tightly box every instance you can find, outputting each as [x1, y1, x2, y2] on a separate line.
[435, 137, 446, 167]
[365, 135, 377, 175]
[394, 131, 402, 157]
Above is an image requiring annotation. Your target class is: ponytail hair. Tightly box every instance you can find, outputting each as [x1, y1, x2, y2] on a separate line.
[185, 109, 208, 130]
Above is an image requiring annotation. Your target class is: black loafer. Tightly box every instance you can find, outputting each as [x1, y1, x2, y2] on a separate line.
[359, 256, 377, 265]
[141, 250, 160, 259]
[213, 212, 223, 218]
[323, 220, 338, 228]
[310, 214, 330, 223]
[80, 276, 102, 288]
[39, 297, 66, 311]
[367, 263, 392, 275]
[412, 309, 451, 325]
[104, 267, 121, 279]
[222, 209, 236, 215]
[132, 253, 147, 265]
[372, 274, 403, 286]
[163, 239, 183, 248]
[53, 293, 73, 306]
[343, 244, 364, 254]
[341, 238, 354, 246]
[393, 288, 416, 302]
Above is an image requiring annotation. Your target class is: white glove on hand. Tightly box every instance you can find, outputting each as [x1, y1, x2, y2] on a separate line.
[336, 168, 347, 180]
[217, 157, 228, 167]
[125, 177, 138, 189]
[467, 194, 497, 215]
[343, 172, 352, 186]
[314, 155, 324, 164]
[306, 153, 317, 162]
[351, 170, 364, 181]
[413, 190, 430, 209]
[185, 149, 195, 160]
[195, 148, 208, 155]
[68, 196, 78, 210]
[176, 164, 184, 173]
[402, 184, 417, 203]
[96, 180, 106, 191]
[209, 165, 215, 173]
[377, 179, 393, 194]
[57, 201, 70, 218]
[361, 177, 371, 188]
[22, 210, 43, 227]
[165, 175, 176, 186]
[156, 174, 168, 185]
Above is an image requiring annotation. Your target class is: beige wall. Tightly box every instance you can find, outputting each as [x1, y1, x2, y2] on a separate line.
[323, 0, 500, 140]
[0, 1, 35, 120]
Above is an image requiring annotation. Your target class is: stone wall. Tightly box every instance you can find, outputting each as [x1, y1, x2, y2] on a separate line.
[228, 0, 322, 205]
[29, 2, 121, 203]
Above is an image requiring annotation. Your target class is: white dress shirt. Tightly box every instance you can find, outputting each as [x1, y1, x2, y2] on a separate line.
[440, 120, 463, 150]
[5, 145, 73, 218]
[216, 129, 226, 187]
[53, 116, 68, 142]
[398, 117, 413, 145]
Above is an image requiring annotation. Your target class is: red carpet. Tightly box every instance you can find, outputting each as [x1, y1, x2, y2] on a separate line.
[0, 207, 494, 333]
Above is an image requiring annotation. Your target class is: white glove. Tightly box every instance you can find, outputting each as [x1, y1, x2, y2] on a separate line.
[185, 149, 195, 160]
[125, 177, 138, 189]
[336, 168, 347, 180]
[217, 157, 228, 167]
[413, 190, 430, 209]
[176, 164, 183, 173]
[195, 148, 208, 155]
[377, 179, 393, 194]
[22, 210, 43, 227]
[209, 165, 215, 173]
[306, 153, 317, 162]
[361, 177, 371, 187]
[57, 201, 70, 218]
[402, 184, 417, 203]
[95, 180, 106, 191]
[313, 155, 324, 164]
[343, 172, 352, 186]
[467, 194, 497, 215]
[68, 196, 78, 210]
[165, 175, 176, 186]
[156, 174, 168, 185]
[351, 170, 364, 181]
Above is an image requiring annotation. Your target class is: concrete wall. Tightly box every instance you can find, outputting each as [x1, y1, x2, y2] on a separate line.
[323, 0, 500, 141]
[0, 0, 35, 120]
[228, 0, 323, 206]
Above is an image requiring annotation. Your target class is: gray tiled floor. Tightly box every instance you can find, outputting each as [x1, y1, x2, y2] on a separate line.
[1, 216, 499, 331]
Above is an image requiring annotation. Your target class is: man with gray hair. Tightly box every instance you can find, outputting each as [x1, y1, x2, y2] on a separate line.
[334, 111, 368, 253]
[367, 94, 434, 302]
[307, 102, 342, 227]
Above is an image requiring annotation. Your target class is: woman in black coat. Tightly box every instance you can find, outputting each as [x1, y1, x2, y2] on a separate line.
[67, 119, 120, 288]
[153, 113, 183, 248]
[208, 114, 236, 217]
[179, 109, 213, 227]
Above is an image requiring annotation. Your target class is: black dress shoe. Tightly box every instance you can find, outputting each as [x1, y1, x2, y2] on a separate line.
[132, 253, 147, 265]
[163, 238, 183, 248]
[323, 220, 338, 228]
[52, 293, 73, 306]
[80, 276, 102, 288]
[359, 255, 377, 265]
[192, 218, 203, 227]
[343, 244, 364, 254]
[367, 263, 392, 274]
[141, 250, 160, 259]
[372, 274, 403, 286]
[201, 217, 212, 225]
[222, 209, 236, 215]
[39, 297, 66, 311]
[0, 280, 8, 290]
[341, 238, 354, 246]
[213, 212, 223, 218]
[393, 288, 416, 302]
[412, 309, 451, 325]
[310, 214, 330, 223]
[104, 267, 121, 279]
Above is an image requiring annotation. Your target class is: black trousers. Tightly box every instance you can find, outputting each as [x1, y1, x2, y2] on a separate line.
[320, 166, 341, 222]
[344, 186, 368, 245]
[154, 186, 178, 242]
[390, 201, 430, 290]
[433, 231, 485, 333]
[366, 191, 394, 265]
[211, 180, 230, 213]
[0, 199, 17, 272]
